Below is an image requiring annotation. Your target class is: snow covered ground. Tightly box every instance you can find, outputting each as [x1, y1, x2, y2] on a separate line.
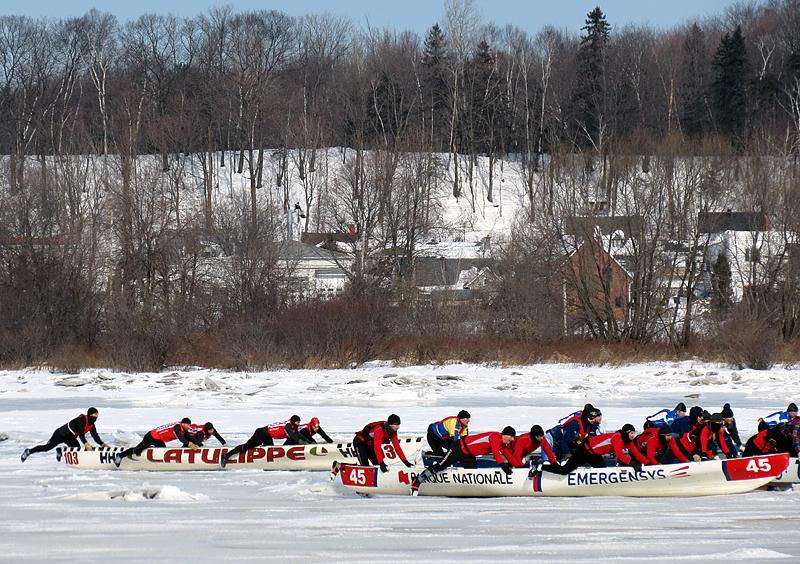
[3, 361, 800, 563]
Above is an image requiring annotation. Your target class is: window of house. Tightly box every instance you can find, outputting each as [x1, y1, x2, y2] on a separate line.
[745, 247, 760, 263]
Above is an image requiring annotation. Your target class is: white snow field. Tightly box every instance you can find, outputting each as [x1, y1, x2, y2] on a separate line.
[2, 361, 800, 563]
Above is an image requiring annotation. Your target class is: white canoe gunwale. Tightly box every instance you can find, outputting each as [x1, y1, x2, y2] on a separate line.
[57, 437, 423, 471]
[339, 453, 790, 497]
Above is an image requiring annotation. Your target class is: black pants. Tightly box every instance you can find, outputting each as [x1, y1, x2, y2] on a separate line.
[353, 436, 380, 466]
[427, 425, 453, 456]
[118, 432, 166, 458]
[743, 436, 767, 457]
[430, 441, 477, 472]
[284, 429, 313, 445]
[225, 427, 274, 458]
[541, 443, 606, 475]
[29, 428, 80, 454]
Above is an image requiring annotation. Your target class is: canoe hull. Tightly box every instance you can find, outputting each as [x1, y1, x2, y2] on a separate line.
[769, 456, 799, 485]
[57, 437, 424, 471]
[339, 453, 790, 497]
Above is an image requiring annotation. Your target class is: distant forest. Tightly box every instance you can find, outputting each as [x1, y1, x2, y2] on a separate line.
[2, 1, 800, 372]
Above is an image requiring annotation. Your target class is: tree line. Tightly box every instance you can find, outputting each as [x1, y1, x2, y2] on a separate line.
[1, 1, 800, 371]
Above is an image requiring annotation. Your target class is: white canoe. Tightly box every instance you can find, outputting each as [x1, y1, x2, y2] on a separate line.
[769, 456, 799, 486]
[338, 453, 790, 497]
[57, 437, 424, 471]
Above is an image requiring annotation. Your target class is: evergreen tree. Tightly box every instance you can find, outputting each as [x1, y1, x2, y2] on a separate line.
[680, 23, 710, 138]
[421, 24, 450, 149]
[711, 252, 733, 315]
[711, 26, 750, 143]
[572, 6, 611, 148]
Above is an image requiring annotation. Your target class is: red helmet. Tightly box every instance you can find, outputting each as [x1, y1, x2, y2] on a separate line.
[310, 417, 320, 426]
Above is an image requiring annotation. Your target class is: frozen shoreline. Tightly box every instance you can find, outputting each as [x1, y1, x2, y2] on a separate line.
[3, 361, 800, 562]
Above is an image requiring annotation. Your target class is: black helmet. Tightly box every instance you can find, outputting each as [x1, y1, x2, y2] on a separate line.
[618, 424, 636, 441]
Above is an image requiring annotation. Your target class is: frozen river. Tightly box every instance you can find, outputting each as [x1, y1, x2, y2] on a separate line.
[2, 361, 799, 562]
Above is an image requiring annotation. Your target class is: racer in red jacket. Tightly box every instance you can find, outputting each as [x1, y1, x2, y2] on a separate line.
[353, 414, 413, 472]
[411, 427, 520, 495]
[114, 417, 193, 467]
[633, 424, 683, 465]
[221, 416, 301, 467]
[540, 424, 644, 475]
[21, 408, 109, 462]
[743, 418, 800, 457]
[288, 417, 334, 445]
[512, 425, 557, 465]
[187, 422, 227, 447]
[268, 416, 303, 443]
[676, 413, 733, 461]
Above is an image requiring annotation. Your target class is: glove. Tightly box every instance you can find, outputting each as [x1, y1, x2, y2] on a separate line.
[379, 462, 389, 473]
[402, 460, 413, 468]
[630, 459, 642, 472]
[326, 438, 334, 444]
[190, 443, 200, 451]
[692, 454, 702, 462]
[101, 443, 111, 449]
[84, 443, 94, 451]
[564, 454, 572, 460]
[500, 462, 513, 475]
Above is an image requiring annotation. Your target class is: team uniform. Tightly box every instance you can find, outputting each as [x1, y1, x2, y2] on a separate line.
[289, 421, 334, 445]
[353, 420, 410, 467]
[673, 416, 734, 462]
[633, 426, 683, 465]
[187, 423, 226, 446]
[512, 433, 557, 464]
[757, 404, 798, 432]
[547, 411, 601, 460]
[23, 412, 105, 460]
[268, 419, 303, 444]
[646, 407, 681, 428]
[411, 429, 520, 495]
[428, 431, 521, 473]
[116, 421, 193, 462]
[744, 419, 800, 457]
[541, 430, 643, 475]
[427, 415, 469, 456]
[221, 417, 302, 467]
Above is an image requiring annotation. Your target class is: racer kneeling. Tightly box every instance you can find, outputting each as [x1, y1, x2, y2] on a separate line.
[411, 427, 520, 496]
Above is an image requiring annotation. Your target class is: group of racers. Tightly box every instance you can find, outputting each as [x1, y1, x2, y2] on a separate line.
[18, 403, 800, 484]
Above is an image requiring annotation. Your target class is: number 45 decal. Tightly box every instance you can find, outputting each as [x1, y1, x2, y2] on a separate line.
[350, 468, 368, 484]
[745, 458, 771, 473]
[343, 466, 377, 487]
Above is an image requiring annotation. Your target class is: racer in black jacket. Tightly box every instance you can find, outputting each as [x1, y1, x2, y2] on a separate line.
[22, 408, 109, 462]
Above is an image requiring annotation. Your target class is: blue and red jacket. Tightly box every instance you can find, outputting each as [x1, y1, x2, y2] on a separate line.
[430, 416, 468, 442]
[549, 412, 600, 456]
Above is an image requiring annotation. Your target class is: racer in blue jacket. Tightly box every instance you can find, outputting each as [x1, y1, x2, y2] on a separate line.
[547, 404, 602, 460]
[645, 402, 686, 428]
[758, 403, 798, 432]
[427, 410, 470, 456]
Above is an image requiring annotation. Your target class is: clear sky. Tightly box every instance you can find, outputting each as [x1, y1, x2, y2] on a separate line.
[1, 0, 743, 36]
